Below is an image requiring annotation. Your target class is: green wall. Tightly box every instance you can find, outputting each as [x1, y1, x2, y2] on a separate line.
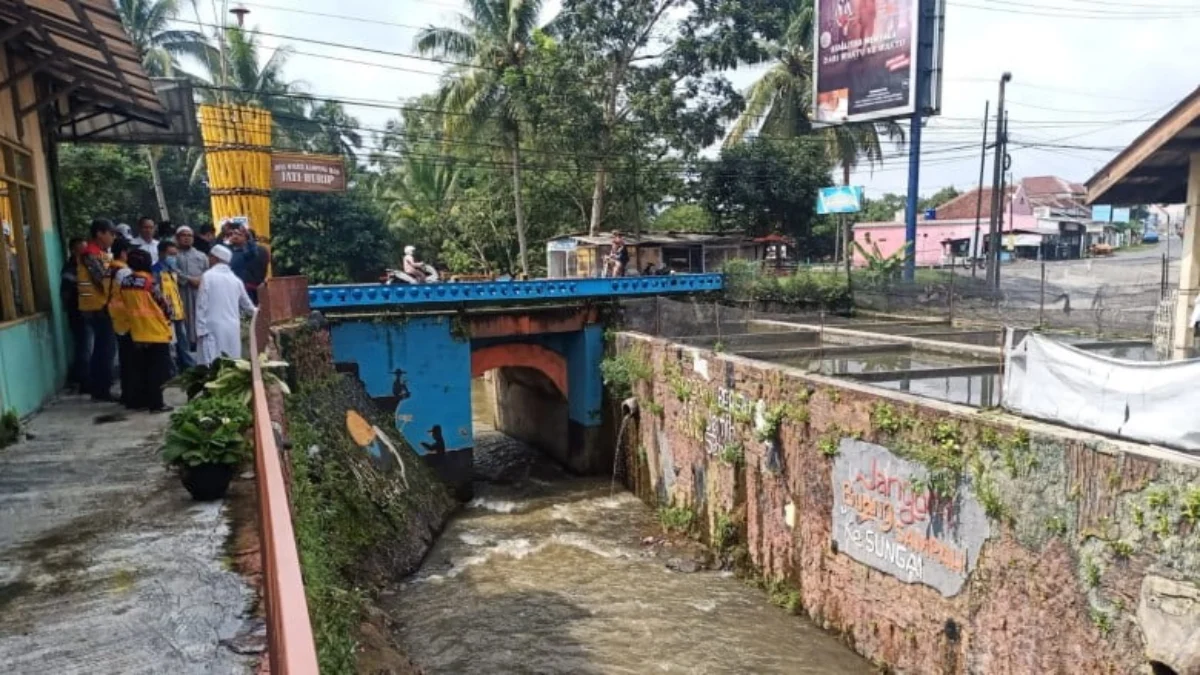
[0, 229, 68, 416]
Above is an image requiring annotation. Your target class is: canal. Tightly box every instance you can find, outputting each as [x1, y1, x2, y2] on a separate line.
[385, 435, 870, 674]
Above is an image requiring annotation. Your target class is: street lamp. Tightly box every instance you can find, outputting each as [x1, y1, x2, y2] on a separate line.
[230, 4, 250, 27]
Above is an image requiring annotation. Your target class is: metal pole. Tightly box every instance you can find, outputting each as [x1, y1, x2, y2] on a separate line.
[987, 72, 1012, 288]
[902, 0, 931, 283]
[972, 100, 990, 278]
[1039, 258, 1046, 327]
[948, 259, 955, 324]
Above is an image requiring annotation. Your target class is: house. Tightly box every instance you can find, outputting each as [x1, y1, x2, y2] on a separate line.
[546, 231, 765, 277]
[0, 1, 191, 416]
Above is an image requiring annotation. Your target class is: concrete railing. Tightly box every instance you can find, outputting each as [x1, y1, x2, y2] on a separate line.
[249, 306, 319, 674]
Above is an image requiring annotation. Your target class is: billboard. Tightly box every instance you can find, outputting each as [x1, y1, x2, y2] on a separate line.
[271, 152, 346, 192]
[813, 0, 921, 124]
[817, 186, 864, 214]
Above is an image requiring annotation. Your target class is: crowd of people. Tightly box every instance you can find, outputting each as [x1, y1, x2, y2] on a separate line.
[61, 216, 266, 412]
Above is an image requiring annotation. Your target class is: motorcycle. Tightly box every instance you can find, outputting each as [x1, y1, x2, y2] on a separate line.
[381, 264, 440, 285]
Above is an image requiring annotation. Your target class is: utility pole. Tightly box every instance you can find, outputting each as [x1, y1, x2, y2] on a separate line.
[986, 72, 1012, 289]
[972, 100, 990, 277]
[902, 0, 932, 282]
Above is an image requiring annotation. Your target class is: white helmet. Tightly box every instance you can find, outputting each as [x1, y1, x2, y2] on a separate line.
[404, 245, 416, 255]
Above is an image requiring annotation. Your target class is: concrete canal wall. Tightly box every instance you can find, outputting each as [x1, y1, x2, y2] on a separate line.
[614, 332, 1200, 674]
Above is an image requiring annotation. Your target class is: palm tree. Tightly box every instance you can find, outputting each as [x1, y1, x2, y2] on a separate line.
[725, 0, 904, 263]
[415, 0, 543, 276]
[725, 1, 905, 183]
[307, 101, 363, 163]
[116, 0, 215, 222]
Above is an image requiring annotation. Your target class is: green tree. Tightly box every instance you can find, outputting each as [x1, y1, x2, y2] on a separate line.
[651, 204, 713, 232]
[56, 144, 152, 240]
[270, 185, 393, 283]
[116, 0, 214, 77]
[920, 186, 961, 211]
[701, 137, 831, 257]
[859, 193, 906, 223]
[724, 0, 905, 185]
[415, 0, 545, 275]
[306, 101, 363, 162]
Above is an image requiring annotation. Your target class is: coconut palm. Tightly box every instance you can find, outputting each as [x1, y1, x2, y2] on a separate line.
[116, 0, 216, 221]
[414, 0, 544, 276]
[307, 101, 363, 163]
[724, 1, 905, 184]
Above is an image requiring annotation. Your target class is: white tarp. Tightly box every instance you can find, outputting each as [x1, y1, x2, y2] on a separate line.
[1003, 332, 1200, 451]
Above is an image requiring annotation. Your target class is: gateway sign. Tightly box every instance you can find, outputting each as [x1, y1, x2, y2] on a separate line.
[271, 152, 346, 192]
[832, 438, 989, 597]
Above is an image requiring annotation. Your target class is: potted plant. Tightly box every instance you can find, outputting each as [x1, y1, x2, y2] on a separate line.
[202, 354, 290, 404]
[162, 395, 253, 500]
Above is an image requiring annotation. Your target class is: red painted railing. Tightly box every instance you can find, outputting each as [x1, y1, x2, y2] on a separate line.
[249, 306, 319, 674]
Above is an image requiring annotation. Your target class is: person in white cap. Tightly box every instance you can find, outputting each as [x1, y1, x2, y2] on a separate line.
[195, 244, 255, 366]
[403, 245, 427, 283]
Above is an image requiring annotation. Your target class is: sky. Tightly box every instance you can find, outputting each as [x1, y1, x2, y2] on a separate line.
[185, 0, 1200, 200]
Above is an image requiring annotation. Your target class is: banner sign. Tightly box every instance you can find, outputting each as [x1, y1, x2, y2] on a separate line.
[817, 186, 864, 214]
[271, 152, 346, 192]
[813, 0, 920, 124]
[832, 438, 989, 597]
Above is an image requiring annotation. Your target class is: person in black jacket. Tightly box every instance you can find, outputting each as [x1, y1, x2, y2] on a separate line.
[61, 237, 86, 393]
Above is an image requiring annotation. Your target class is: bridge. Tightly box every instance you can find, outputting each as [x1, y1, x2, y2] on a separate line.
[263, 274, 724, 496]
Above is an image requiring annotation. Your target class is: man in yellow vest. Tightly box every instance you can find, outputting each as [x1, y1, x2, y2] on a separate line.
[155, 240, 191, 374]
[77, 219, 117, 401]
[121, 249, 175, 413]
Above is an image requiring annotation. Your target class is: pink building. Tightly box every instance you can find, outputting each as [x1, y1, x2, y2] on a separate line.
[851, 185, 1040, 267]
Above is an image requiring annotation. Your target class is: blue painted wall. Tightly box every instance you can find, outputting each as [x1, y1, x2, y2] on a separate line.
[330, 317, 473, 456]
[0, 229, 69, 417]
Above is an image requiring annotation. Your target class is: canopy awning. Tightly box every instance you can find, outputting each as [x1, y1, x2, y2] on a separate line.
[1086, 86, 1200, 206]
[0, 0, 170, 134]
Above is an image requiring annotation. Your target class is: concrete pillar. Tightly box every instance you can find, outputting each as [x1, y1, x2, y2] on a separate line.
[1172, 152, 1200, 358]
[565, 323, 608, 474]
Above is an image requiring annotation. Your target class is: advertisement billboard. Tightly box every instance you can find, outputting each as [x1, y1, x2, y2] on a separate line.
[817, 186, 864, 214]
[813, 0, 921, 124]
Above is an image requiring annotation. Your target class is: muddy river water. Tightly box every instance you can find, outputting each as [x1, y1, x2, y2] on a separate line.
[386, 443, 870, 675]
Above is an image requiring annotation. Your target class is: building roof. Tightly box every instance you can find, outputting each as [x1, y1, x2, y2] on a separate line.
[1086, 85, 1200, 205]
[549, 231, 755, 247]
[0, 0, 170, 134]
[931, 187, 1015, 221]
[1022, 175, 1085, 196]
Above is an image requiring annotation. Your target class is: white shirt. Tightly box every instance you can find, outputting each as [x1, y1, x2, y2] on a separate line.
[131, 236, 159, 264]
[195, 263, 255, 365]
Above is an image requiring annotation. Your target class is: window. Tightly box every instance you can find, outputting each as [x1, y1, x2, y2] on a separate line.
[0, 139, 47, 323]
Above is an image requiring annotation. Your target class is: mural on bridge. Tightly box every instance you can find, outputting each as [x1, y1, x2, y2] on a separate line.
[331, 318, 474, 456]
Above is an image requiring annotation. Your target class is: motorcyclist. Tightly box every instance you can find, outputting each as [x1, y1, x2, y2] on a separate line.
[403, 245, 428, 283]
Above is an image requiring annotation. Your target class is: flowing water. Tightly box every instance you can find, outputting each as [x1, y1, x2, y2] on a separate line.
[386, 448, 871, 674]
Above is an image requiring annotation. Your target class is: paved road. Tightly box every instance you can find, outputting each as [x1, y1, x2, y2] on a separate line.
[0, 393, 257, 675]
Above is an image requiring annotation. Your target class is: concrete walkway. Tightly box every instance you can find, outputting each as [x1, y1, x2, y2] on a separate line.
[0, 393, 257, 674]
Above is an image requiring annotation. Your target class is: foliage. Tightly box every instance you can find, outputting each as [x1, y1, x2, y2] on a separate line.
[722, 260, 851, 312]
[719, 442, 745, 467]
[1183, 487, 1200, 525]
[0, 409, 19, 448]
[659, 505, 696, 534]
[765, 578, 802, 614]
[756, 404, 788, 443]
[600, 352, 652, 399]
[701, 138, 831, 253]
[202, 354, 291, 404]
[651, 203, 714, 232]
[270, 187, 394, 283]
[1083, 556, 1101, 588]
[712, 512, 737, 552]
[853, 239, 909, 286]
[1090, 608, 1113, 637]
[161, 396, 252, 467]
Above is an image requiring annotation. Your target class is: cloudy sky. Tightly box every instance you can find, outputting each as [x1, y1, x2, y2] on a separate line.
[187, 0, 1200, 199]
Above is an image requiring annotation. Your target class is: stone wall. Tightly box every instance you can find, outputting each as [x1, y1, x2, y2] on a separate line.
[616, 332, 1200, 675]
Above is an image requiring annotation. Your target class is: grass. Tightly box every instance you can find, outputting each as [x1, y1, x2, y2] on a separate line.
[765, 579, 802, 614]
[1183, 487, 1200, 524]
[600, 352, 652, 399]
[659, 506, 696, 534]
[1083, 557, 1101, 588]
[1090, 608, 1113, 637]
[712, 513, 737, 552]
[719, 442, 745, 467]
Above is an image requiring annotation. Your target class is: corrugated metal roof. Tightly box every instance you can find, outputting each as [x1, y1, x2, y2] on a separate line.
[549, 231, 756, 247]
[0, 0, 170, 133]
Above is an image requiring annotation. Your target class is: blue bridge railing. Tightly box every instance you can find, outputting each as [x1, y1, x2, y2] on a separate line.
[307, 273, 724, 310]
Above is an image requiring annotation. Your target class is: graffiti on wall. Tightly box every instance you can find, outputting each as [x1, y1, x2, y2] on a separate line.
[699, 387, 759, 456]
[832, 438, 989, 597]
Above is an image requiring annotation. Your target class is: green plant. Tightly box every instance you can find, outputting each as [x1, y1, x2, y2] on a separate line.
[1183, 487, 1200, 524]
[713, 340, 726, 353]
[1090, 608, 1113, 637]
[818, 435, 840, 458]
[1044, 515, 1067, 537]
[719, 441, 745, 467]
[1083, 557, 1101, 588]
[600, 352, 652, 399]
[766, 579, 802, 614]
[659, 506, 696, 534]
[1147, 487, 1171, 511]
[712, 513, 737, 552]
[201, 355, 291, 404]
[1108, 540, 1134, 560]
[971, 461, 1007, 521]
[1131, 505, 1145, 528]
[852, 239, 910, 286]
[756, 404, 787, 443]
[0, 408, 19, 448]
[826, 388, 841, 404]
[731, 403, 754, 426]
[647, 400, 665, 417]
[1153, 514, 1172, 539]
[670, 377, 694, 403]
[161, 396, 253, 467]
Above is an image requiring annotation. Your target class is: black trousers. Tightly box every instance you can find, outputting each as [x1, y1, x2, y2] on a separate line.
[117, 334, 136, 406]
[128, 342, 172, 410]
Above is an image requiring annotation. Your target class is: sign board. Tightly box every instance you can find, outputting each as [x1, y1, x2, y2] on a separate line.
[832, 438, 989, 597]
[1112, 207, 1131, 223]
[817, 186, 864, 215]
[1091, 205, 1113, 222]
[547, 238, 579, 252]
[813, 0, 920, 123]
[271, 152, 346, 192]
